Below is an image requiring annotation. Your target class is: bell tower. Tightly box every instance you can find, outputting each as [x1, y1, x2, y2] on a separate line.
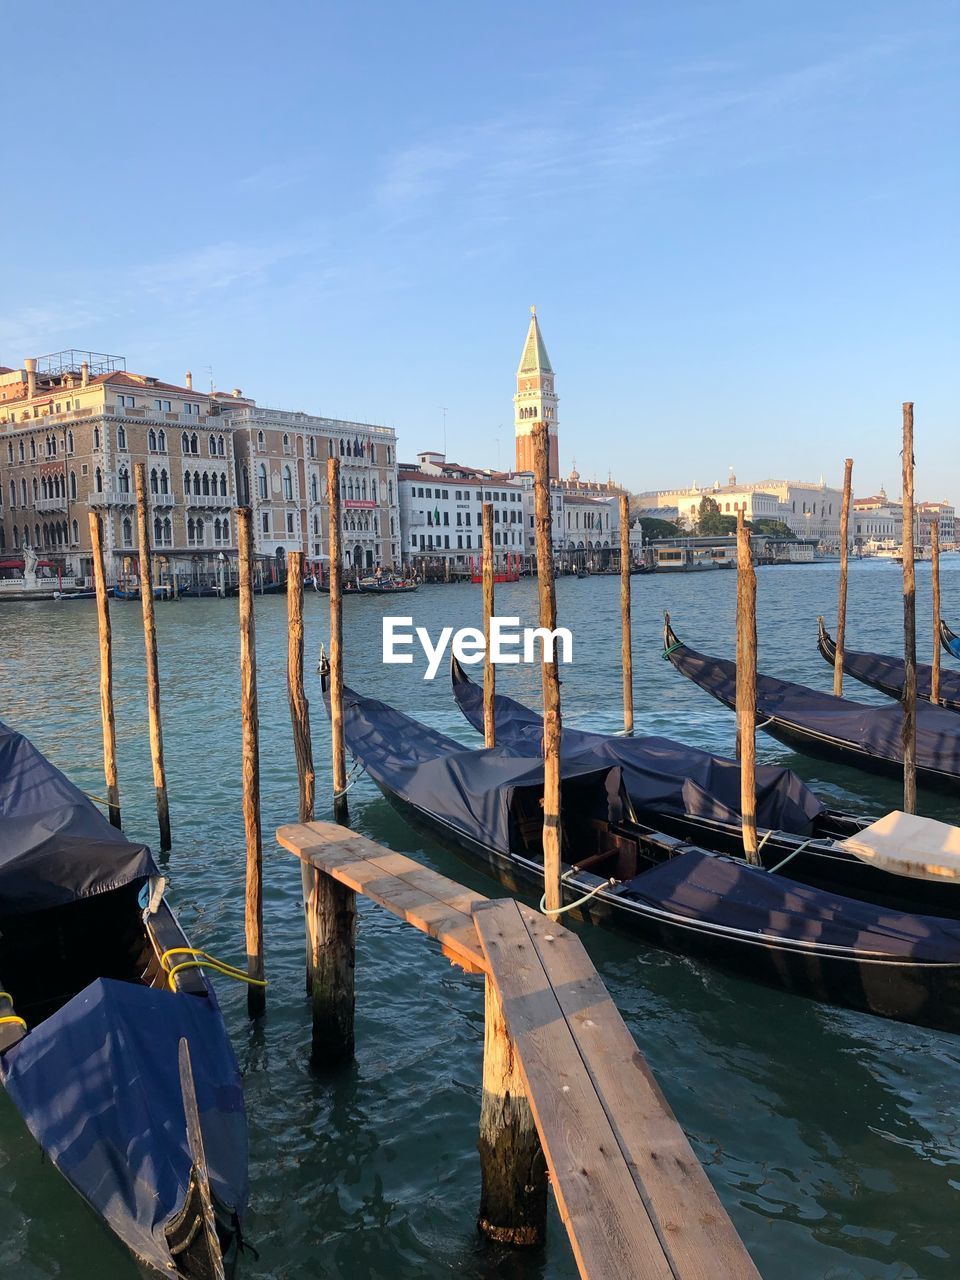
[514, 306, 559, 475]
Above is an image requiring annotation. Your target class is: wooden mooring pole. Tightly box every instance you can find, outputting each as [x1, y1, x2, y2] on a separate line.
[133, 463, 171, 852]
[619, 492, 634, 734]
[237, 507, 266, 1017]
[287, 550, 320, 997]
[932, 519, 942, 706]
[533, 422, 562, 914]
[88, 512, 121, 829]
[478, 976, 548, 1245]
[303, 457, 356, 1066]
[482, 502, 496, 748]
[736, 511, 760, 865]
[902, 402, 918, 814]
[834, 457, 854, 697]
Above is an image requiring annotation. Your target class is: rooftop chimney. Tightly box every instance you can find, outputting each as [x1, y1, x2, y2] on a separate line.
[24, 357, 36, 398]
[81, 361, 89, 387]
[185, 370, 193, 390]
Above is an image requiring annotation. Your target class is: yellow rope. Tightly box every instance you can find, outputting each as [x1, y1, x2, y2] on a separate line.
[0, 1015, 27, 1030]
[159, 947, 267, 992]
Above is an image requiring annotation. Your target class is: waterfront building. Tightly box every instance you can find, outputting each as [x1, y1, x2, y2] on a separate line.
[398, 452, 525, 570]
[0, 349, 400, 586]
[223, 399, 400, 572]
[852, 490, 902, 552]
[917, 500, 955, 549]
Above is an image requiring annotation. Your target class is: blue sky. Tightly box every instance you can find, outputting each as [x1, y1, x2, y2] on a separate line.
[2, 1, 957, 498]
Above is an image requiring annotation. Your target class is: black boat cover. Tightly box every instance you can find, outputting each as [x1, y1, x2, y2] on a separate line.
[0, 719, 154, 915]
[818, 620, 960, 712]
[0, 721, 248, 1271]
[335, 683, 631, 849]
[666, 634, 960, 777]
[451, 661, 824, 834]
[1, 978, 248, 1272]
[618, 849, 960, 962]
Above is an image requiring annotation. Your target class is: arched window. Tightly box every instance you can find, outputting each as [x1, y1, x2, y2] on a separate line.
[187, 517, 196, 543]
[218, 435, 225, 456]
[30, 438, 36, 459]
[184, 469, 192, 496]
[311, 475, 318, 502]
[242, 467, 249, 504]
[95, 467, 103, 493]
[219, 472, 227, 497]
[190, 433, 198, 454]
[160, 469, 169, 495]
[41, 477, 49, 500]
[163, 518, 172, 544]
[339, 439, 345, 456]
[209, 435, 217, 455]
[313, 515, 319, 535]
[71, 519, 79, 544]
[8, 479, 14, 507]
[202, 472, 211, 496]
[221, 515, 229, 543]
[257, 430, 265, 451]
[148, 429, 157, 451]
[347, 479, 354, 501]
[214, 518, 221, 542]
[21, 478, 27, 505]
[372, 479, 377, 502]
[67, 430, 74, 453]
[150, 468, 158, 494]
[196, 518, 204, 543]
[283, 466, 293, 500]
[258, 465, 267, 500]
[154, 516, 162, 542]
[182, 431, 190, 453]
[34, 524, 40, 547]
[18, 440, 24, 462]
[158, 429, 166, 452]
[12, 526, 19, 548]
[117, 426, 127, 450]
[282, 433, 290, 452]
[32, 476, 38, 500]
[118, 467, 129, 494]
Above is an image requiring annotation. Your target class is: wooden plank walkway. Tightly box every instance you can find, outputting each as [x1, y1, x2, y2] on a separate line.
[277, 821, 489, 974]
[474, 899, 762, 1280]
[278, 821, 761, 1279]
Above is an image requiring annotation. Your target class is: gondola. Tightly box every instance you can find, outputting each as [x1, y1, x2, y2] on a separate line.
[319, 662, 960, 1033]
[817, 617, 960, 712]
[941, 619, 960, 660]
[663, 617, 960, 793]
[0, 719, 248, 1276]
[450, 657, 960, 918]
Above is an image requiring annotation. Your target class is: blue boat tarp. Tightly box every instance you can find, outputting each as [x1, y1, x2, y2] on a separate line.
[0, 719, 154, 915]
[666, 636, 960, 777]
[0, 977, 247, 1272]
[618, 850, 960, 962]
[335, 684, 631, 848]
[818, 620, 960, 712]
[451, 662, 824, 834]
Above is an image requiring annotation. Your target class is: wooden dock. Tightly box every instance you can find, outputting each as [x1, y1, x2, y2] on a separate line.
[278, 821, 762, 1280]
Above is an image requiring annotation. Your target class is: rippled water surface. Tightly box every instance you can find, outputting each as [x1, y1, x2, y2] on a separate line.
[2, 560, 960, 1279]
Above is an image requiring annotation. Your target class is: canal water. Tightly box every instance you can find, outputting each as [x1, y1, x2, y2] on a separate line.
[1, 560, 959, 1279]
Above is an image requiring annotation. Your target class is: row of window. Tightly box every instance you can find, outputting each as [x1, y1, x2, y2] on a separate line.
[8, 520, 77, 550]
[254, 429, 394, 466]
[115, 394, 202, 415]
[409, 530, 521, 551]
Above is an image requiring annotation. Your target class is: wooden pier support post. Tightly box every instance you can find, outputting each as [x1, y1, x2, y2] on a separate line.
[619, 492, 634, 734]
[533, 422, 562, 914]
[477, 977, 548, 1246]
[736, 511, 760, 865]
[932, 519, 942, 706]
[134, 463, 171, 852]
[88, 512, 121, 829]
[834, 457, 854, 697]
[482, 503, 496, 747]
[302, 458, 357, 1065]
[902, 402, 918, 814]
[288, 550, 320, 996]
[237, 507, 266, 1017]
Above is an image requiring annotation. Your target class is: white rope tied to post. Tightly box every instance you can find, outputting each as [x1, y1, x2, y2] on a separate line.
[539, 871, 617, 917]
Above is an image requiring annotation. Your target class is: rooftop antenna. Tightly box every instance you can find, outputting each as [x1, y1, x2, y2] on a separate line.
[441, 406, 448, 457]
[204, 364, 214, 394]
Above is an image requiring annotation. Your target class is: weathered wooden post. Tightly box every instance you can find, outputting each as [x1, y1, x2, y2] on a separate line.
[88, 512, 121, 829]
[237, 507, 266, 1017]
[932, 519, 942, 706]
[300, 458, 357, 1066]
[736, 510, 760, 865]
[834, 457, 854, 697]
[532, 422, 562, 913]
[327, 457, 348, 825]
[133, 463, 171, 852]
[477, 977, 548, 1245]
[902, 402, 918, 814]
[482, 502, 496, 748]
[287, 551, 315, 823]
[619, 492, 634, 734]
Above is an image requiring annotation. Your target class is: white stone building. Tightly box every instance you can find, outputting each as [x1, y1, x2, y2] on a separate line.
[399, 452, 524, 570]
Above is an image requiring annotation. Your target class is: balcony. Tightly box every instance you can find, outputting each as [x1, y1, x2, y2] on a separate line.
[90, 489, 135, 507]
[185, 493, 232, 509]
[150, 492, 177, 507]
[35, 496, 67, 513]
